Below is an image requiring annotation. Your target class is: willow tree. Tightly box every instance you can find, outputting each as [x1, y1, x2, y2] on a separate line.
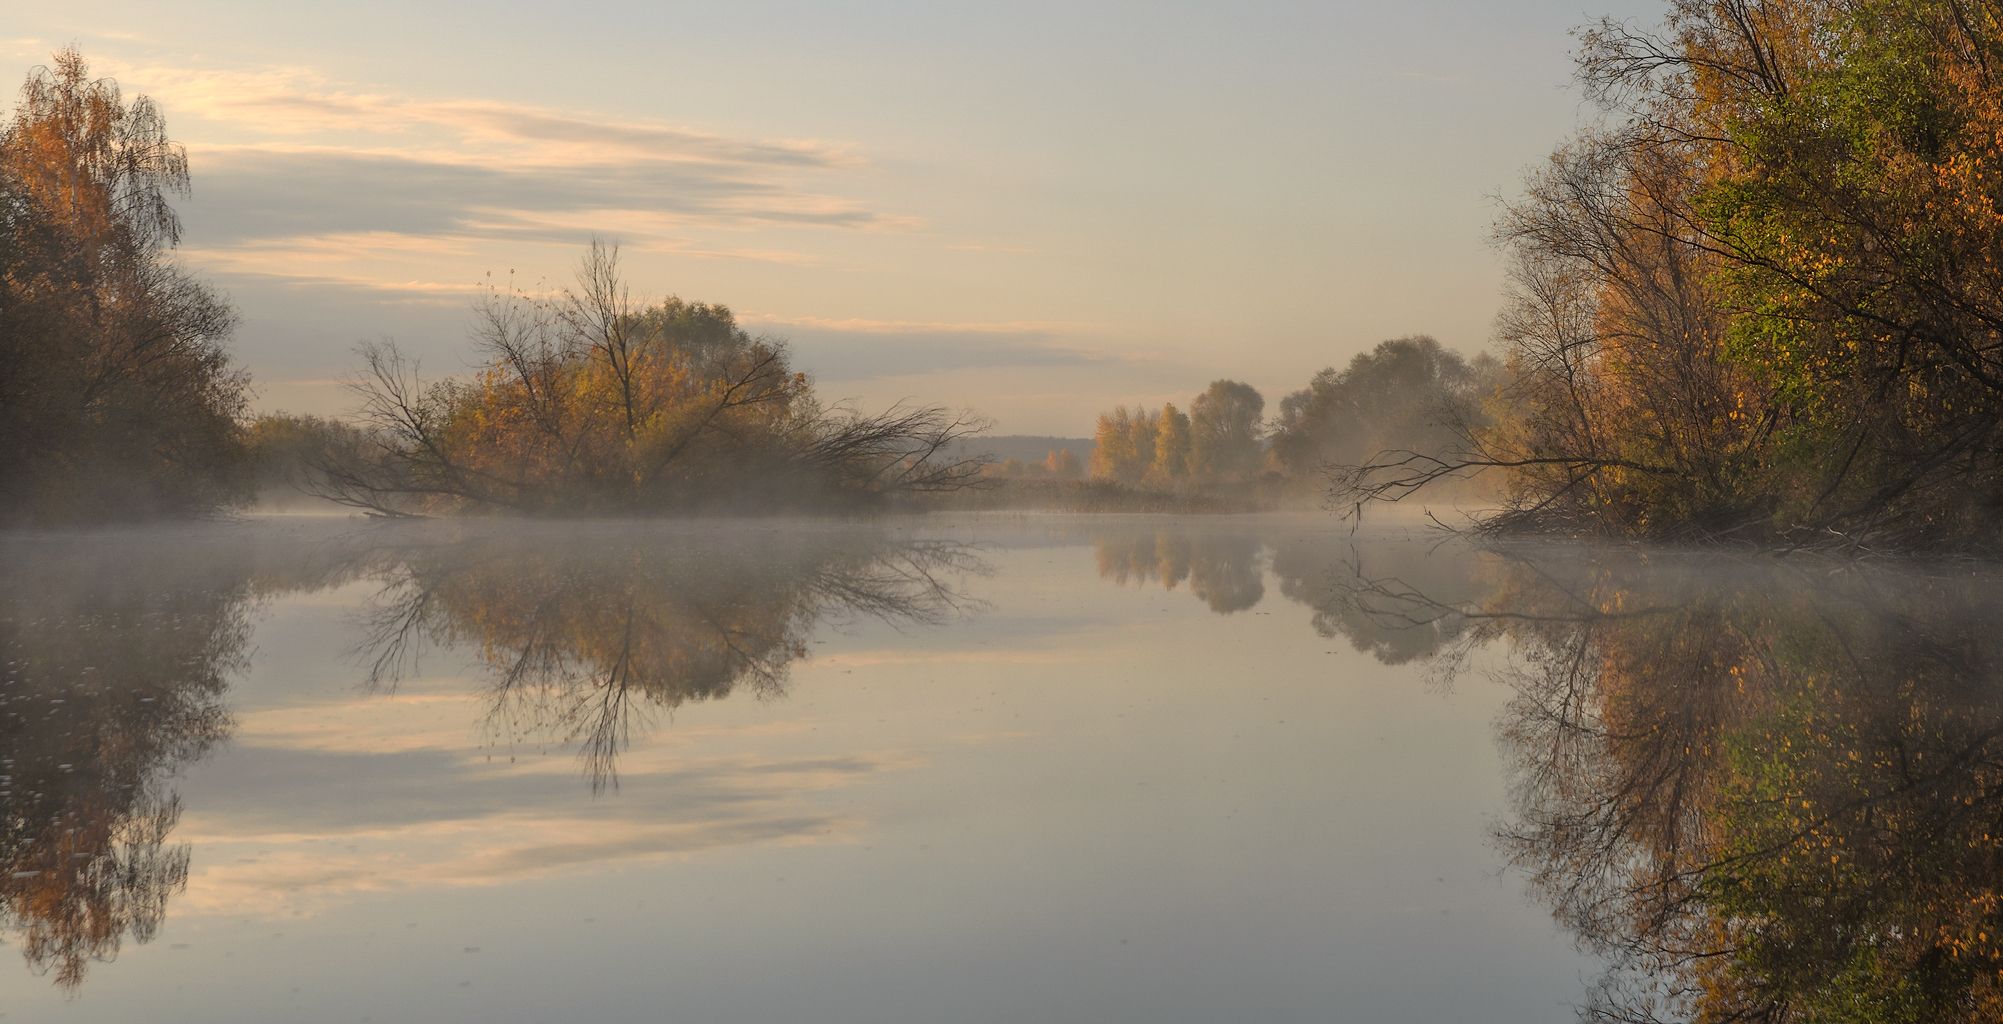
[0, 49, 248, 523]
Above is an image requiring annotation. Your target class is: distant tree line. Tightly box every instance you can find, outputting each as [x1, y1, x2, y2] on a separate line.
[979, 446, 1084, 481]
[1079, 336, 1493, 495]
[1091, 379, 1267, 486]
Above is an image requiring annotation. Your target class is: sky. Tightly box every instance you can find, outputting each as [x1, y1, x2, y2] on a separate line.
[4, 0, 1658, 436]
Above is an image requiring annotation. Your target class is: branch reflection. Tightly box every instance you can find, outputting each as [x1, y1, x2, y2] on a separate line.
[1, 522, 981, 990]
[355, 526, 987, 792]
[0, 535, 251, 989]
[1341, 546, 2003, 1023]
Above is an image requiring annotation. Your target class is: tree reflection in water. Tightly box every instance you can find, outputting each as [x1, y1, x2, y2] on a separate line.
[0, 534, 254, 989]
[1091, 523, 1486, 665]
[0, 522, 981, 989]
[1092, 527, 1266, 613]
[353, 525, 986, 793]
[1336, 545, 2003, 1023]
[23, 516, 2003, 1019]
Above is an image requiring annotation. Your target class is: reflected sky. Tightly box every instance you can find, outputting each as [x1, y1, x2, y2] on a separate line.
[18, 515, 1967, 1021]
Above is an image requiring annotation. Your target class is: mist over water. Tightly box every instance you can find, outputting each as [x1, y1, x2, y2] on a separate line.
[4, 515, 2000, 1021]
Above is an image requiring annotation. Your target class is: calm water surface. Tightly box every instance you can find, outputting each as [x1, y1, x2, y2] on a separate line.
[6, 514, 1998, 1021]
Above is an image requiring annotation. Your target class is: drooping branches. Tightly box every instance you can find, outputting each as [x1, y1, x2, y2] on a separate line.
[0, 49, 249, 523]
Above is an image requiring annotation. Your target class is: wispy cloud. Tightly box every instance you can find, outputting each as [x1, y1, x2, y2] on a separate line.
[89, 60, 908, 294]
[107, 62, 861, 171]
[943, 242, 1038, 255]
[181, 146, 888, 240]
[738, 312, 1121, 378]
[742, 313, 1096, 336]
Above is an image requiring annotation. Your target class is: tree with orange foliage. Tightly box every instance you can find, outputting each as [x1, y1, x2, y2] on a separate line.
[1337, 1, 2003, 552]
[310, 243, 988, 515]
[0, 49, 249, 523]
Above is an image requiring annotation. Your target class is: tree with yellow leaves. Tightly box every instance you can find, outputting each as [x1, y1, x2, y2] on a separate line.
[0, 49, 250, 523]
[1336, 0, 2003, 552]
[309, 243, 988, 515]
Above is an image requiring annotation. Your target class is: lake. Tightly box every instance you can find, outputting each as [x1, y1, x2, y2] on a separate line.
[5, 514, 1999, 1022]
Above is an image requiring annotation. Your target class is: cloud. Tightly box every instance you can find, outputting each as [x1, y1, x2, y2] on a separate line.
[943, 242, 1038, 255]
[744, 314, 1115, 378]
[163, 142, 880, 296]
[82, 59, 906, 295]
[744, 314, 1092, 336]
[109, 62, 860, 171]
[181, 147, 884, 243]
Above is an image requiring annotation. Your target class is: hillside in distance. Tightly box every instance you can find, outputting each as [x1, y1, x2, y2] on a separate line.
[955, 435, 1093, 466]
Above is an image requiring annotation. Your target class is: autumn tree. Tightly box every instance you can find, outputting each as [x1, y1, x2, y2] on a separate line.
[244, 413, 374, 508]
[309, 243, 988, 515]
[1044, 446, 1082, 478]
[1093, 388, 1260, 487]
[1091, 406, 1142, 482]
[1125, 406, 1159, 480]
[1189, 380, 1265, 481]
[0, 49, 249, 523]
[1152, 402, 1192, 481]
[1335, 0, 2003, 551]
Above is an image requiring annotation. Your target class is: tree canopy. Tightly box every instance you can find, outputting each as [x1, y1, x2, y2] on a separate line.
[0, 49, 249, 524]
[308, 244, 988, 516]
[1335, 0, 2003, 552]
[1268, 335, 1493, 478]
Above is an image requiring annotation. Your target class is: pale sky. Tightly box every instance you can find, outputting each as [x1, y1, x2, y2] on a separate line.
[5, 0, 1657, 435]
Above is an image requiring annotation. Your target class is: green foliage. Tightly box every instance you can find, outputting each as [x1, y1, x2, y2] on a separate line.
[1456, 550, 2003, 1021]
[1351, 0, 2003, 550]
[1682, 0, 2003, 543]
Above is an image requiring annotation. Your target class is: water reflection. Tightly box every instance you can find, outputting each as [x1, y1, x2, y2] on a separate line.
[16, 516, 2003, 1019]
[1091, 523, 1482, 662]
[1346, 547, 2003, 1023]
[0, 522, 983, 991]
[1093, 528, 1265, 613]
[0, 535, 252, 988]
[355, 526, 984, 791]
